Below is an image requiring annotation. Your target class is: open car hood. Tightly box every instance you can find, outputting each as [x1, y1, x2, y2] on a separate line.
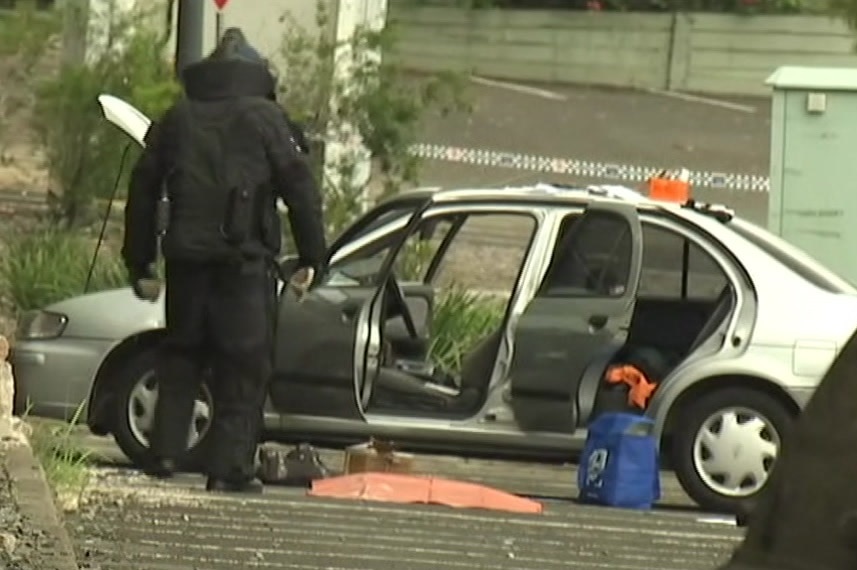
[97, 94, 151, 148]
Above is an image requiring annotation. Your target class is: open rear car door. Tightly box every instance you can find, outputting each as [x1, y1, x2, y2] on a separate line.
[508, 201, 643, 433]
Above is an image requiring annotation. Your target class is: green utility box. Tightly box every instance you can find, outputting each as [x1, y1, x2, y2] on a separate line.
[766, 65, 857, 285]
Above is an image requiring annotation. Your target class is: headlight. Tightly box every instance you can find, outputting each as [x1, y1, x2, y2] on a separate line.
[16, 310, 69, 340]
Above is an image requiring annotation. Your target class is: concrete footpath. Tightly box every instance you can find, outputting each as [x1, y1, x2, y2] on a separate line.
[0, 437, 79, 570]
[66, 447, 742, 570]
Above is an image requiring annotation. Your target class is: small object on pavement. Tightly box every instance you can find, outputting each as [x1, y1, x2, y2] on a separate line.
[257, 443, 338, 486]
[309, 472, 544, 514]
[344, 438, 415, 475]
[578, 413, 660, 510]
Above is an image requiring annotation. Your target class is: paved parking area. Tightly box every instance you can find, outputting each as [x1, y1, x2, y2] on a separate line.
[417, 82, 771, 225]
[67, 446, 742, 570]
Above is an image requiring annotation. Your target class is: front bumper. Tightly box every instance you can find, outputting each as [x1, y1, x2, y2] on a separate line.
[11, 337, 115, 421]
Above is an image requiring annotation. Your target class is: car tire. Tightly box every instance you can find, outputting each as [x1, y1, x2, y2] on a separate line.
[111, 348, 213, 472]
[671, 387, 794, 514]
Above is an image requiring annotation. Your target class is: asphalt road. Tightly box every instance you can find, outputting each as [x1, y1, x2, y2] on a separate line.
[416, 81, 771, 226]
[65, 436, 743, 570]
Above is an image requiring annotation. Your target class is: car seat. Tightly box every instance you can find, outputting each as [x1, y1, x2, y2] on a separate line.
[685, 285, 735, 356]
[372, 328, 504, 414]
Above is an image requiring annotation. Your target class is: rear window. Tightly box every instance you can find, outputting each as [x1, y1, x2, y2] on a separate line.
[729, 218, 857, 295]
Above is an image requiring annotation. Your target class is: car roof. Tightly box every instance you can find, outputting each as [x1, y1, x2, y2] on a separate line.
[383, 182, 733, 225]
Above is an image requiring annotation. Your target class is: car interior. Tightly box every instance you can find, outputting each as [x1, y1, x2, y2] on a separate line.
[588, 220, 738, 417]
[365, 214, 536, 418]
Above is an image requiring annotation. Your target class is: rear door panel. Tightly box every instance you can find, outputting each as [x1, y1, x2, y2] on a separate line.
[509, 202, 644, 433]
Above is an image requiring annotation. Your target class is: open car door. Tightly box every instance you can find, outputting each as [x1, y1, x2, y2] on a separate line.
[270, 199, 435, 420]
[508, 201, 643, 433]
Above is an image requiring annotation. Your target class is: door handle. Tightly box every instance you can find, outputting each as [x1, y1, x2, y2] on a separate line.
[588, 314, 608, 330]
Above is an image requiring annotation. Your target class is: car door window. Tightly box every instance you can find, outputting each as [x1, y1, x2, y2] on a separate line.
[541, 212, 633, 297]
[390, 217, 457, 283]
[320, 206, 420, 287]
[430, 212, 537, 298]
[639, 223, 728, 300]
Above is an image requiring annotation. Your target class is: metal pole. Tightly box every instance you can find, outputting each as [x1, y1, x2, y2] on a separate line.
[215, 11, 224, 42]
[175, 0, 205, 76]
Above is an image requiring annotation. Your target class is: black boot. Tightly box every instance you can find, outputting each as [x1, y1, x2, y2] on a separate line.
[206, 476, 264, 494]
[143, 457, 175, 480]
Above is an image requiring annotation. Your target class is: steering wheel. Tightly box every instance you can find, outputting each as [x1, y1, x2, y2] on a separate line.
[385, 271, 420, 340]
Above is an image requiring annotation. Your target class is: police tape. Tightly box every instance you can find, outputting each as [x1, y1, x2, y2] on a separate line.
[408, 143, 771, 194]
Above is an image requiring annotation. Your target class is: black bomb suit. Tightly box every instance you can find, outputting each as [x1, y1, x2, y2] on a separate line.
[121, 44, 326, 489]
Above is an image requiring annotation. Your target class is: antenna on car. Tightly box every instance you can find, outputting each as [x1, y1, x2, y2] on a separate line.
[83, 143, 133, 294]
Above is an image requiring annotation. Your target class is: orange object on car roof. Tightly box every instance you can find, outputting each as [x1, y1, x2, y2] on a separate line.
[309, 472, 544, 514]
[647, 168, 691, 203]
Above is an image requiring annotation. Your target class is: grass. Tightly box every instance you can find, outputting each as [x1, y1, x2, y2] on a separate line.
[25, 401, 93, 506]
[429, 286, 506, 375]
[0, 226, 126, 313]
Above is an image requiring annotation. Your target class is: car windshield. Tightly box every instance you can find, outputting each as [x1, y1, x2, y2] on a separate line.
[729, 217, 857, 295]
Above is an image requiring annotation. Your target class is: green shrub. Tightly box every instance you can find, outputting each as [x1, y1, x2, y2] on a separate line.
[32, 0, 179, 228]
[429, 286, 506, 375]
[0, 228, 125, 313]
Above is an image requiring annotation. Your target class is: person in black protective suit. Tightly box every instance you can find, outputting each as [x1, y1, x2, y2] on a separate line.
[122, 30, 326, 493]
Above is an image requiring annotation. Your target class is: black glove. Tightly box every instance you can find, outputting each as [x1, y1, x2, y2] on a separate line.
[128, 264, 160, 302]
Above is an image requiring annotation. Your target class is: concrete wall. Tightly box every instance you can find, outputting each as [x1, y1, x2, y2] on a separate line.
[389, 5, 857, 96]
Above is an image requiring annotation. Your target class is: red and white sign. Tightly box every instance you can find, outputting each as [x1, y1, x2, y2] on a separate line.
[212, 0, 229, 10]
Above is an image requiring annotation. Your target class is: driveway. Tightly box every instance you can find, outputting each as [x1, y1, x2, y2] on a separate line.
[68, 439, 742, 570]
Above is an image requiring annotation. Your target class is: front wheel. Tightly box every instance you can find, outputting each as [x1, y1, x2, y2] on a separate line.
[111, 348, 213, 471]
[671, 387, 794, 514]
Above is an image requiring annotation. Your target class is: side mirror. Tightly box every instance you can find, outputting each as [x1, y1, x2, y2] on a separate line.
[277, 256, 299, 280]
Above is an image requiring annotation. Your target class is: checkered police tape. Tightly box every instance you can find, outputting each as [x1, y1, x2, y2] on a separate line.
[408, 143, 770, 193]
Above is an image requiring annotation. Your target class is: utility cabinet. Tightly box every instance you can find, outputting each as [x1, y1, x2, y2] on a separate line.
[767, 65, 857, 285]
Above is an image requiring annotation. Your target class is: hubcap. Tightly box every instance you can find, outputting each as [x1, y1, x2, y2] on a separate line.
[128, 371, 213, 451]
[692, 406, 780, 498]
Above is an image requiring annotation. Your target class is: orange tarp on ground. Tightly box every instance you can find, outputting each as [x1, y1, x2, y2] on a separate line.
[308, 473, 544, 515]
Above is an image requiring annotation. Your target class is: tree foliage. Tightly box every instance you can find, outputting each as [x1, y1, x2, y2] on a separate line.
[275, 1, 470, 237]
[0, 0, 61, 159]
[32, 1, 179, 227]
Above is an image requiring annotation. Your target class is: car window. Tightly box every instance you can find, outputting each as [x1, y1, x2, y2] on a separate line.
[429, 212, 536, 297]
[321, 213, 458, 287]
[320, 206, 420, 287]
[639, 223, 728, 300]
[541, 212, 632, 297]
[323, 236, 397, 287]
[391, 217, 458, 282]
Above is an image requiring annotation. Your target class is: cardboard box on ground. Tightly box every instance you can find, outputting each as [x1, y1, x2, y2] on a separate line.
[343, 438, 415, 475]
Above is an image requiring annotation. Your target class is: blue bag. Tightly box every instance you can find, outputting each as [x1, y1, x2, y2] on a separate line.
[577, 413, 661, 509]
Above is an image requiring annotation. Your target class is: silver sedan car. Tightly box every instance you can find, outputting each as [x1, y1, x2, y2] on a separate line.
[11, 95, 857, 514]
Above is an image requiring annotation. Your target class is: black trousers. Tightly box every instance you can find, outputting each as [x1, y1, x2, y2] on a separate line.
[149, 257, 276, 482]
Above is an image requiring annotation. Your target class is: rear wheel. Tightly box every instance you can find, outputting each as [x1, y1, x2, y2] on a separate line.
[671, 387, 794, 514]
[111, 348, 213, 471]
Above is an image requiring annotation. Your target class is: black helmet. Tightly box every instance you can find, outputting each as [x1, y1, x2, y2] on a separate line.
[210, 27, 266, 65]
